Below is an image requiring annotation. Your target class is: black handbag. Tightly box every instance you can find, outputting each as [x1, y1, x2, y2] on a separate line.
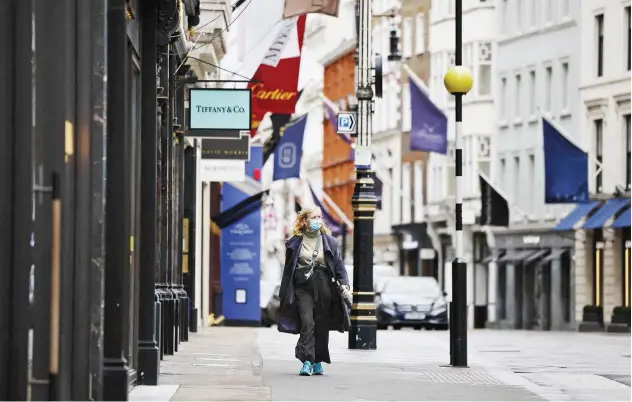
[294, 235, 321, 286]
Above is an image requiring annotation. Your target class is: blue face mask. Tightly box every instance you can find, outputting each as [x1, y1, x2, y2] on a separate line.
[308, 219, 322, 232]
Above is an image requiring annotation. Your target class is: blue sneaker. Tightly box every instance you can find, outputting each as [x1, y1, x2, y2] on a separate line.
[313, 362, 324, 375]
[299, 361, 313, 376]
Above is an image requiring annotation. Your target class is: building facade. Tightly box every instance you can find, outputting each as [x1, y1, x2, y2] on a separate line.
[390, 0, 434, 276]
[426, 0, 496, 328]
[321, 43, 357, 229]
[573, 0, 631, 331]
[490, 0, 580, 331]
[372, 0, 404, 267]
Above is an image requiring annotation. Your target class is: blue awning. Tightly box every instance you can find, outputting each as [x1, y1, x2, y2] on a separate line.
[611, 205, 631, 228]
[583, 198, 631, 229]
[553, 201, 601, 231]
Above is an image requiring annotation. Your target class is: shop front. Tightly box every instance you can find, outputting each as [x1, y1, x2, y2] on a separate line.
[392, 223, 437, 277]
[487, 230, 574, 331]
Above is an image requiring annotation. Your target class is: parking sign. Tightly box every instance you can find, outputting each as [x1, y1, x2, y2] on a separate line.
[337, 112, 357, 135]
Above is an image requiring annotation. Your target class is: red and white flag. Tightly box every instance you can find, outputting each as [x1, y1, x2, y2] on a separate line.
[248, 15, 307, 136]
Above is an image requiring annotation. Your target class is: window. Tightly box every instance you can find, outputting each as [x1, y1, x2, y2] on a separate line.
[477, 42, 492, 96]
[415, 13, 425, 54]
[402, 84, 411, 132]
[514, 74, 522, 117]
[561, 62, 569, 110]
[403, 17, 413, 58]
[529, 0, 537, 27]
[626, 7, 631, 71]
[500, 77, 507, 119]
[561, 0, 570, 18]
[514, 156, 521, 203]
[544, 65, 553, 111]
[402, 163, 412, 223]
[528, 154, 535, 213]
[545, 0, 553, 23]
[528, 70, 536, 115]
[596, 14, 604, 77]
[516, 0, 522, 31]
[500, 158, 506, 189]
[595, 119, 604, 193]
[501, 0, 508, 34]
[625, 114, 631, 190]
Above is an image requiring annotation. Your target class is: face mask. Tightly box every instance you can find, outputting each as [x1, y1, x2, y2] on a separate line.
[308, 219, 322, 232]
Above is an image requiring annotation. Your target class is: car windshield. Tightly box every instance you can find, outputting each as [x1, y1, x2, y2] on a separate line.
[383, 277, 441, 296]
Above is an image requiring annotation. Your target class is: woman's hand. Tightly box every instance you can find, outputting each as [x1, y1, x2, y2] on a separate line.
[340, 284, 352, 302]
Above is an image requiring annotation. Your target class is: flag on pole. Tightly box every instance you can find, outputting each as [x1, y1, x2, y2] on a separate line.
[273, 114, 308, 181]
[282, 0, 340, 19]
[407, 68, 448, 154]
[542, 115, 589, 203]
[479, 173, 509, 226]
[263, 90, 305, 165]
[248, 15, 307, 136]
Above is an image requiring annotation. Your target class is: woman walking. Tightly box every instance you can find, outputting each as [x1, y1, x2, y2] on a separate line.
[277, 206, 352, 376]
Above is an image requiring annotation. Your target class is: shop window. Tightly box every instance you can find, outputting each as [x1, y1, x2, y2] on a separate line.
[593, 231, 605, 307]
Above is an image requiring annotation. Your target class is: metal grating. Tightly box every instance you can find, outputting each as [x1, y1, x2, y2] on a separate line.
[419, 369, 506, 386]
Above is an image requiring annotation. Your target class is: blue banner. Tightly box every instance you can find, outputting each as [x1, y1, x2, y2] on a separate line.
[409, 77, 448, 154]
[542, 117, 589, 203]
[273, 114, 307, 181]
[220, 145, 263, 323]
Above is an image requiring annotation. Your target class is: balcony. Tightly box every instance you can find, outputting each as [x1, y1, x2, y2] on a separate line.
[187, 0, 232, 79]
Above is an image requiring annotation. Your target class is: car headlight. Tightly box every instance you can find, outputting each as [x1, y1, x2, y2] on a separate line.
[430, 299, 447, 315]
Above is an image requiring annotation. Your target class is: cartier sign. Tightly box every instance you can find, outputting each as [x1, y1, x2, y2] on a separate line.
[249, 83, 297, 102]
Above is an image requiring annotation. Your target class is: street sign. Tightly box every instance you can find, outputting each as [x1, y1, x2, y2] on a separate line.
[337, 112, 357, 135]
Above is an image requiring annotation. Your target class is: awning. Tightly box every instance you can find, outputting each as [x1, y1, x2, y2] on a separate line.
[553, 201, 601, 231]
[610, 205, 631, 228]
[541, 249, 567, 264]
[498, 250, 534, 264]
[582, 198, 631, 229]
[524, 249, 548, 264]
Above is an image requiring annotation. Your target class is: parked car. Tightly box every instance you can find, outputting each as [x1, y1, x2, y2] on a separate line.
[261, 284, 281, 327]
[376, 276, 448, 330]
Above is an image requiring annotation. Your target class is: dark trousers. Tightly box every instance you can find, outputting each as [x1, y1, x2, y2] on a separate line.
[294, 267, 332, 364]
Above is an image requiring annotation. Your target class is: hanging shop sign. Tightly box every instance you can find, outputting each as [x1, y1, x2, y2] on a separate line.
[188, 88, 251, 135]
[200, 133, 250, 161]
[200, 159, 246, 182]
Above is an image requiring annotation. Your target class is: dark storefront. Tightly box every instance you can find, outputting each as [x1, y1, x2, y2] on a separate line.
[392, 223, 437, 277]
[489, 231, 574, 331]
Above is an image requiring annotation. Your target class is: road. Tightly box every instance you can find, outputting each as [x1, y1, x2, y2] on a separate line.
[130, 327, 630, 401]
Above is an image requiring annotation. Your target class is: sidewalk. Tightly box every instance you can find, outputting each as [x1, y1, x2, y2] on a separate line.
[130, 327, 560, 401]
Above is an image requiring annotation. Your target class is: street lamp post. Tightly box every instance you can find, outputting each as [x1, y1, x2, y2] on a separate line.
[349, 0, 377, 350]
[443, 0, 473, 368]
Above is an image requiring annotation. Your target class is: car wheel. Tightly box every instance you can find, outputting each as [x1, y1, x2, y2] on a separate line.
[377, 323, 387, 330]
[434, 324, 449, 331]
[393, 325, 402, 330]
[413, 325, 422, 330]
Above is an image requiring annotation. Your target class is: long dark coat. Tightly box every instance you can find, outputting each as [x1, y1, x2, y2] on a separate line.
[277, 234, 351, 335]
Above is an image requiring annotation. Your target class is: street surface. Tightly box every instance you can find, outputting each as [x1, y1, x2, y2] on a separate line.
[130, 327, 631, 401]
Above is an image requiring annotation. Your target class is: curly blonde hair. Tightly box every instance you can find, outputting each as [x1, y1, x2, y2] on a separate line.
[291, 206, 330, 237]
